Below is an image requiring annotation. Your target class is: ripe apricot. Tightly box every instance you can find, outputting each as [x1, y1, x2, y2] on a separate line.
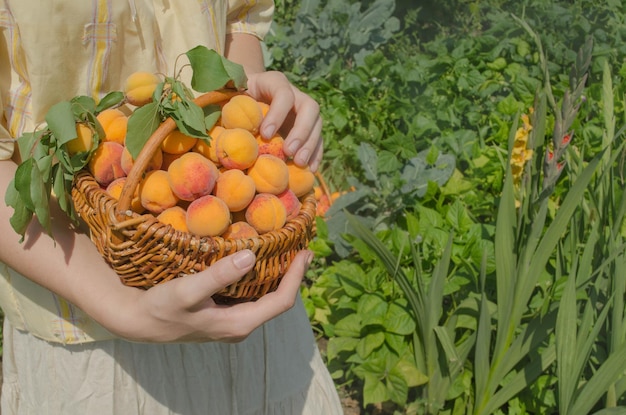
[138, 170, 179, 214]
[220, 94, 263, 133]
[256, 133, 286, 160]
[161, 130, 198, 155]
[215, 128, 259, 170]
[161, 151, 184, 171]
[213, 169, 256, 212]
[186, 195, 231, 237]
[245, 193, 287, 234]
[276, 189, 302, 221]
[96, 108, 128, 144]
[124, 71, 161, 107]
[157, 206, 189, 233]
[167, 152, 219, 201]
[193, 125, 224, 164]
[67, 123, 95, 155]
[247, 154, 289, 195]
[222, 221, 259, 239]
[88, 141, 126, 186]
[105, 177, 145, 213]
[258, 101, 270, 118]
[286, 161, 316, 197]
[120, 146, 163, 176]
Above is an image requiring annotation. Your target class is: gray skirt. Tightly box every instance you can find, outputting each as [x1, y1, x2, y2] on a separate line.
[1, 298, 342, 415]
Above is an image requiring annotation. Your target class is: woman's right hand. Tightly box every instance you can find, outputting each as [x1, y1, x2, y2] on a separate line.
[106, 249, 312, 343]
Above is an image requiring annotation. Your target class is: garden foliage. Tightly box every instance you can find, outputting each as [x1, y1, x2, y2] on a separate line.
[268, 0, 626, 413]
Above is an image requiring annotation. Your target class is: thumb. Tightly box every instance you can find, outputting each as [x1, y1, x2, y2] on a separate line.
[172, 249, 256, 309]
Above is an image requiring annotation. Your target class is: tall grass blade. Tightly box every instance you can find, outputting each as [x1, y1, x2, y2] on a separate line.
[556, 269, 578, 414]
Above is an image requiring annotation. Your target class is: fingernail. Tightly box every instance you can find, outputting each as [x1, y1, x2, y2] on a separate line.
[233, 250, 255, 269]
[262, 124, 275, 139]
[287, 139, 301, 155]
[296, 149, 310, 165]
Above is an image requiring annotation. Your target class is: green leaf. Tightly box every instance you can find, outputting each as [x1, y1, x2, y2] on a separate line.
[385, 301, 416, 335]
[5, 180, 32, 238]
[45, 101, 77, 146]
[362, 373, 388, 406]
[186, 45, 247, 92]
[96, 91, 125, 113]
[170, 99, 209, 138]
[334, 313, 361, 338]
[125, 101, 161, 160]
[357, 331, 385, 358]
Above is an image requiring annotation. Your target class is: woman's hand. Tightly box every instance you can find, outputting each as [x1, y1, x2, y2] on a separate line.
[245, 71, 323, 172]
[107, 249, 312, 343]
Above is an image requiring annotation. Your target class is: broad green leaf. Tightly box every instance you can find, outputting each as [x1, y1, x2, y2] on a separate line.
[45, 101, 77, 146]
[358, 142, 378, 182]
[70, 95, 97, 117]
[362, 373, 388, 406]
[15, 159, 36, 210]
[356, 331, 385, 358]
[16, 132, 39, 160]
[357, 293, 388, 327]
[204, 105, 222, 132]
[95, 91, 125, 113]
[334, 313, 361, 338]
[326, 337, 360, 362]
[385, 302, 416, 335]
[5, 180, 32, 238]
[28, 161, 51, 235]
[186, 45, 247, 92]
[125, 101, 161, 160]
[170, 99, 209, 138]
[393, 358, 428, 387]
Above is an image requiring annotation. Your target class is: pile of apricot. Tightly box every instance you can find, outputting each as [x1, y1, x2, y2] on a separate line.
[68, 72, 315, 239]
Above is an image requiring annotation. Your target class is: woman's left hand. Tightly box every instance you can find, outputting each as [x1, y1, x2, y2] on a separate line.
[245, 71, 323, 172]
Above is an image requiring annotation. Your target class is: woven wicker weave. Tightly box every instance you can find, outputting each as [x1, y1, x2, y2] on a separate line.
[71, 90, 317, 302]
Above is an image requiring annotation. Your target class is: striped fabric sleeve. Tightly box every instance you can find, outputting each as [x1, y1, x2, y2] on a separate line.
[226, 0, 275, 40]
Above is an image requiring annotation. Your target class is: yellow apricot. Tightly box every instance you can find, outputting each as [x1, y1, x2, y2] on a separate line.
[186, 195, 231, 237]
[247, 154, 289, 195]
[138, 170, 179, 214]
[222, 221, 259, 239]
[120, 146, 163, 176]
[258, 101, 270, 118]
[286, 161, 316, 197]
[193, 125, 224, 164]
[167, 152, 219, 201]
[88, 141, 126, 186]
[96, 108, 128, 144]
[124, 71, 161, 107]
[213, 169, 256, 212]
[105, 177, 145, 213]
[67, 123, 95, 155]
[161, 130, 198, 155]
[215, 128, 259, 170]
[220, 94, 263, 134]
[245, 193, 287, 234]
[157, 206, 189, 233]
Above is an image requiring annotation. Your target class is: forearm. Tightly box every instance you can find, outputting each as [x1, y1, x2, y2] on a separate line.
[224, 33, 266, 74]
[0, 158, 133, 329]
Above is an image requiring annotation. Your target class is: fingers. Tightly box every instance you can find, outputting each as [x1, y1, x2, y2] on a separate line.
[221, 250, 313, 337]
[247, 71, 323, 171]
[170, 250, 256, 310]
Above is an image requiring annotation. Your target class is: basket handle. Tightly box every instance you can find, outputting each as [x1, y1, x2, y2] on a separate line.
[116, 89, 239, 217]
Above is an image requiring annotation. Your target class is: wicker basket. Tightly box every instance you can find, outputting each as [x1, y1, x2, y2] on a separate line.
[71, 90, 317, 303]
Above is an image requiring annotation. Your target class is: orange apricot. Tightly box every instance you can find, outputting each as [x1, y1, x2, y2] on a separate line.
[220, 94, 263, 133]
[120, 146, 163, 176]
[157, 206, 189, 233]
[276, 189, 302, 221]
[186, 195, 231, 237]
[222, 221, 259, 239]
[286, 161, 316, 197]
[256, 133, 286, 160]
[105, 177, 145, 213]
[88, 141, 126, 186]
[215, 128, 259, 170]
[213, 169, 256, 212]
[138, 170, 179, 214]
[167, 152, 219, 201]
[193, 125, 224, 164]
[246, 154, 289, 195]
[161, 130, 198, 155]
[96, 108, 128, 144]
[124, 71, 161, 107]
[245, 193, 287, 234]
